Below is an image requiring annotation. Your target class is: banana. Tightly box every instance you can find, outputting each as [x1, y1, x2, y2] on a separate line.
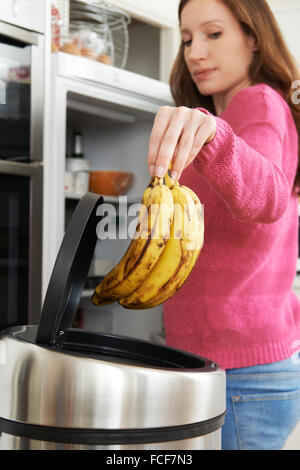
[92, 176, 174, 305]
[118, 173, 204, 310]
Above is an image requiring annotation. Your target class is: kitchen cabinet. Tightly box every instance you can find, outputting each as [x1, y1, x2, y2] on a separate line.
[107, 0, 181, 83]
[106, 0, 179, 27]
[0, 0, 45, 33]
[52, 0, 180, 83]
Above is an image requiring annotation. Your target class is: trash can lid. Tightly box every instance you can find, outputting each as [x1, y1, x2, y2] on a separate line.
[9, 324, 215, 370]
[36, 192, 104, 347]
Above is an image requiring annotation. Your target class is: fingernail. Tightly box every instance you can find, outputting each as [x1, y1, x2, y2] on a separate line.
[150, 165, 155, 176]
[156, 165, 165, 178]
[171, 170, 178, 181]
[155, 165, 165, 178]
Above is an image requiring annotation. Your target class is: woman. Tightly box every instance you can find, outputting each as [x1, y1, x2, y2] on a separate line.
[148, 0, 300, 450]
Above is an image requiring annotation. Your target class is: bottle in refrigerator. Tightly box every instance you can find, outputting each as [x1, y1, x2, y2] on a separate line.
[66, 132, 90, 194]
[72, 131, 84, 158]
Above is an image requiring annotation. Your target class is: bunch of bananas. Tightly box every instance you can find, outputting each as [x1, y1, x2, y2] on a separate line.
[92, 171, 204, 310]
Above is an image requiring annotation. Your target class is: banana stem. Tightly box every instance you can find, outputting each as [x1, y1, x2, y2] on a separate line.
[148, 169, 178, 189]
[149, 176, 160, 187]
[165, 171, 176, 189]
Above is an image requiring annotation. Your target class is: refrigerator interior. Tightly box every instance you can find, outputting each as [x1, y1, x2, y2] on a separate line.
[65, 93, 165, 343]
[125, 19, 160, 80]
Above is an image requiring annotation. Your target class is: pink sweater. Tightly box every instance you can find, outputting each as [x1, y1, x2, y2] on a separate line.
[163, 83, 300, 369]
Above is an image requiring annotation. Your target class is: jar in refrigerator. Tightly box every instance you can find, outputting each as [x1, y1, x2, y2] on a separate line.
[71, 28, 98, 60]
[75, 169, 90, 194]
[66, 158, 91, 194]
[60, 35, 81, 56]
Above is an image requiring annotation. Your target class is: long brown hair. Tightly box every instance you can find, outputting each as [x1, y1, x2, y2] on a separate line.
[170, 0, 300, 194]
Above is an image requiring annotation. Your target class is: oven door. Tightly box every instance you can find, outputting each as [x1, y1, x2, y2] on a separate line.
[0, 161, 42, 328]
[0, 20, 43, 163]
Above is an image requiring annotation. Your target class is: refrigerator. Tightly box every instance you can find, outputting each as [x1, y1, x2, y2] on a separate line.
[45, 51, 174, 341]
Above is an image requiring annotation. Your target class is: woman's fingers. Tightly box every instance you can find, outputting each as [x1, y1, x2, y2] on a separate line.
[148, 106, 173, 177]
[153, 107, 193, 179]
[148, 107, 216, 179]
[170, 109, 206, 180]
[148, 107, 189, 178]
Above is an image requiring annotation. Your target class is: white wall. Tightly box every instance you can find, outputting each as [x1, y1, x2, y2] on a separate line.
[268, 0, 300, 68]
[269, 0, 300, 451]
[265, 0, 300, 451]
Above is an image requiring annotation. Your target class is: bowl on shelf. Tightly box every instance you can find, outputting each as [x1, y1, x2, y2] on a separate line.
[89, 171, 134, 196]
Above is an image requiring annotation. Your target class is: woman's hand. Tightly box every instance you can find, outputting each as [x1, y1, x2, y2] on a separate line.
[148, 106, 216, 181]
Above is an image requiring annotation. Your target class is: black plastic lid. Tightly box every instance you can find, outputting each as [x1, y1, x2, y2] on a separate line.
[36, 192, 103, 346]
[9, 325, 217, 371]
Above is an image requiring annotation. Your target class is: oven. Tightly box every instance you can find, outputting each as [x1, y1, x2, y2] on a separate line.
[0, 2, 44, 328]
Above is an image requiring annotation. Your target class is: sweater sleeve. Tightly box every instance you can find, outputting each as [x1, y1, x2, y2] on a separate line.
[193, 98, 290, 224]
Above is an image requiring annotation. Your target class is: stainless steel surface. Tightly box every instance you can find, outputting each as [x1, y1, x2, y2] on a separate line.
[0, 161, 40, 177]
[27, 165, 43, 323]
[0, 432, 221, 450]
[0, 327, 226, 429]
[0, 21, 44, 163]
[0, 12, 45, 324]
[30, 31, 44, 164]
[0, 163, 43, 325]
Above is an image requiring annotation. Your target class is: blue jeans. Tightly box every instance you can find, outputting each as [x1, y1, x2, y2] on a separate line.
[222, 351, 300, 450]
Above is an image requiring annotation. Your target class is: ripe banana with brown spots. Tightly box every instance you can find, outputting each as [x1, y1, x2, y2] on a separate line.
[92, 176, 174, 306]
[118, 173, 204, 310]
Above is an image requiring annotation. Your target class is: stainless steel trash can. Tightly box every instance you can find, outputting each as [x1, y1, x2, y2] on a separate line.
[0, 193, 226, 450]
